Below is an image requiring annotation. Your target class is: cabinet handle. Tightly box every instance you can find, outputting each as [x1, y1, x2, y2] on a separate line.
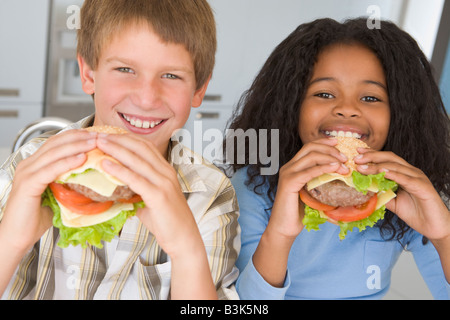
[203, 94, 222, 102]
[0, 89, 20, 97]
[195, 112, 220, 119]
[0, 110, 18, 118]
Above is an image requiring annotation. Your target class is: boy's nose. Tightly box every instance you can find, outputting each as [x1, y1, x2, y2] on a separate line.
[133, 77, 162, 109]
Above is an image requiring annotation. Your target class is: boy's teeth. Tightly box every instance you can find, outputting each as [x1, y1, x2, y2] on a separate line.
[325, 130, 362, 139]
[123, 115, 162, 129]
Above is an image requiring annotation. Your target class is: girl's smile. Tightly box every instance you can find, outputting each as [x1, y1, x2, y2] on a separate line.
[299, 43, 391, 151]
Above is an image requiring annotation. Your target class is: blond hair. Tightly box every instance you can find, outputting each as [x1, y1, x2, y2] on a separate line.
[77, 0, 216, 89]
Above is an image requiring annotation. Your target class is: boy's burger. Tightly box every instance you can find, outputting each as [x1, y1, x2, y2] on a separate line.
[300, 136, 398, 239]
[41, 126, 145, 248]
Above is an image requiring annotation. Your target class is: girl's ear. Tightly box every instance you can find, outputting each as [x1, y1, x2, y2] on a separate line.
[77, 54, 95, 95]
[192, 75, 212, 108]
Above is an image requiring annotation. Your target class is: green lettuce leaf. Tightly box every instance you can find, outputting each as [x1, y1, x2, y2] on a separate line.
[302, 205, 386, 240]
[352, 171, 398, 195]
[302, 205, 328, 232]
[42, 187, 145, 249]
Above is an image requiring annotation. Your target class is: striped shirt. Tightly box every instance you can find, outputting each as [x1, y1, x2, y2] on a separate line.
[0, 115, 240, 300]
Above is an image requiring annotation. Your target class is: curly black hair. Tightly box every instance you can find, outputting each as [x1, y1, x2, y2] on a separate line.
[224, 18, 450, 242]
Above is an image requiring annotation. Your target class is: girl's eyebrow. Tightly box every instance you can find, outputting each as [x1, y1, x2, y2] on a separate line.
[363, 80, 387, 91]
[309, 77, 387, 91]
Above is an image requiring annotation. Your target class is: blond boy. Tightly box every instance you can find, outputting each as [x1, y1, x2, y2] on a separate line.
[0, 0, 239, 300]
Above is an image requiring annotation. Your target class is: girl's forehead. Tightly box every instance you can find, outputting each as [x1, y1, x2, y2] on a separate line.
[311, 43, 387, 86]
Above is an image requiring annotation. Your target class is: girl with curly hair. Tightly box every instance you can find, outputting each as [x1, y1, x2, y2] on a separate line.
[226, 18, 450, 299]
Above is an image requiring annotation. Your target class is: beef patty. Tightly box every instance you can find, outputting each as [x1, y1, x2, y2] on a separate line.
[67, 183, 136, 202]
[306, 180, 375, 207]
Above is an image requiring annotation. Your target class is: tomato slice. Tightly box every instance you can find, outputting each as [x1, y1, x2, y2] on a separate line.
[324, 194, 378, 223]
[299, 188, 337, 212]
[49, 182, 114, 215]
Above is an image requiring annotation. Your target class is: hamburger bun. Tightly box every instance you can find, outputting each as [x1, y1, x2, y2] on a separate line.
[334, 136, 369, 174]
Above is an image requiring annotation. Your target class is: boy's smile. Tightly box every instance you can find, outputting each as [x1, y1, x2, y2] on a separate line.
[299, 43, 391, 151]
[78, 22, 209, 156]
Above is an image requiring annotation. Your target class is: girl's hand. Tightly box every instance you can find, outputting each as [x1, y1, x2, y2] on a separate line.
[269, 137, 349, 238]
[355, 148, 450, 241]
[0, 129, 98, 252]
[253, 137, 349, 287]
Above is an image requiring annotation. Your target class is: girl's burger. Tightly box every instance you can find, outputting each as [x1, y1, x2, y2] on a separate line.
[42, 126, 145, 248]
[300, 136, 398, 239]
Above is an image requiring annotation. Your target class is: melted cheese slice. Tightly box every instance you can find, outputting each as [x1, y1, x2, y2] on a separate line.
[56, 198, 134, 228]
[375, 189, 396, 210]
[59, 169, 119, 197]
[56, 149, 126, 197]
[306, 173, 379, 193]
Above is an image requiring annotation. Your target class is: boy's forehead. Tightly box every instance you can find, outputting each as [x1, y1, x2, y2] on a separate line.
[98, 22, 195, 72]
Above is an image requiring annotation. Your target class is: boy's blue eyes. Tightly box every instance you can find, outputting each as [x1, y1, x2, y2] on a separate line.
[162, 74, 180, 80]
[115, 68, 179, 80]
[116, 67, 134, 73]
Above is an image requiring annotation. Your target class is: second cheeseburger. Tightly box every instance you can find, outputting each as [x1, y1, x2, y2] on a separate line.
[42, 126, 145, 248]
[300, 136, 398, 239]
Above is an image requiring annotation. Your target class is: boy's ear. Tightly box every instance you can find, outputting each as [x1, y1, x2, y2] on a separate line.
[192, 75, 212, 108]
[77, 54, 95, 95]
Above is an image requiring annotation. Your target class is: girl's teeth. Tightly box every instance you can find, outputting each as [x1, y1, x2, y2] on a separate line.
[325, 130, 362, 139]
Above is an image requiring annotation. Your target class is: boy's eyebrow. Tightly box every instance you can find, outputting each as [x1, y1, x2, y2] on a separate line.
[105, 56, 194, 73]
[105, 56, 135, 66]
[309, 77, 387, 91]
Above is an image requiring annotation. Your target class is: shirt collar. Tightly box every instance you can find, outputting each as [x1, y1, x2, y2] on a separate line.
[167, 139, 208, 194]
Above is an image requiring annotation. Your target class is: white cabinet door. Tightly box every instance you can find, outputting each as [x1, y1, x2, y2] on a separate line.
[0, 103, 44, 149]
[0, 0, 50, 103]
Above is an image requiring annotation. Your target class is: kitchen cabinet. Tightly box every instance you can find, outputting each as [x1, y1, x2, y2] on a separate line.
[0, 0, 50, 147]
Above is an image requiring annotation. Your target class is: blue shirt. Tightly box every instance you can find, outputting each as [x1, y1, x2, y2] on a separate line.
[232, 167, 450, 300]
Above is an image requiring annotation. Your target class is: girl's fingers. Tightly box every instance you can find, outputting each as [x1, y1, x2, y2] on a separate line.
[288, 151, 349, 176]
[293, 138, 347, 163]
[355, 148, 411, 168]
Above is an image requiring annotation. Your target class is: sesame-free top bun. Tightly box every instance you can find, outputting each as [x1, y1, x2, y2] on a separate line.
[335, 136, 369, 173]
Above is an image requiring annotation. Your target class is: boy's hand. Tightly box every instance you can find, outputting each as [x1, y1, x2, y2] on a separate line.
[0, 129, 98, 253]
[96, 133, 204, 259]
[97, 133, 218, 299]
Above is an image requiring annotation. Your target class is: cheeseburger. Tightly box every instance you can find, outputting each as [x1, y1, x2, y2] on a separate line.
[42, 126, 145, 248]
[300, 136, 398, 239]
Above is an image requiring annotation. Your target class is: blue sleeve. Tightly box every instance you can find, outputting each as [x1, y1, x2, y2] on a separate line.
[231, 168, 290, 299]
[408, 231, 450, 300]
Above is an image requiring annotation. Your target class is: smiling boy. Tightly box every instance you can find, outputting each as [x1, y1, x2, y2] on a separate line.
[0, 0, 240, 300]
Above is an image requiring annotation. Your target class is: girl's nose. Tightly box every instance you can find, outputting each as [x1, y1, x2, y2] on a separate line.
[333, 101, 361, 118]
